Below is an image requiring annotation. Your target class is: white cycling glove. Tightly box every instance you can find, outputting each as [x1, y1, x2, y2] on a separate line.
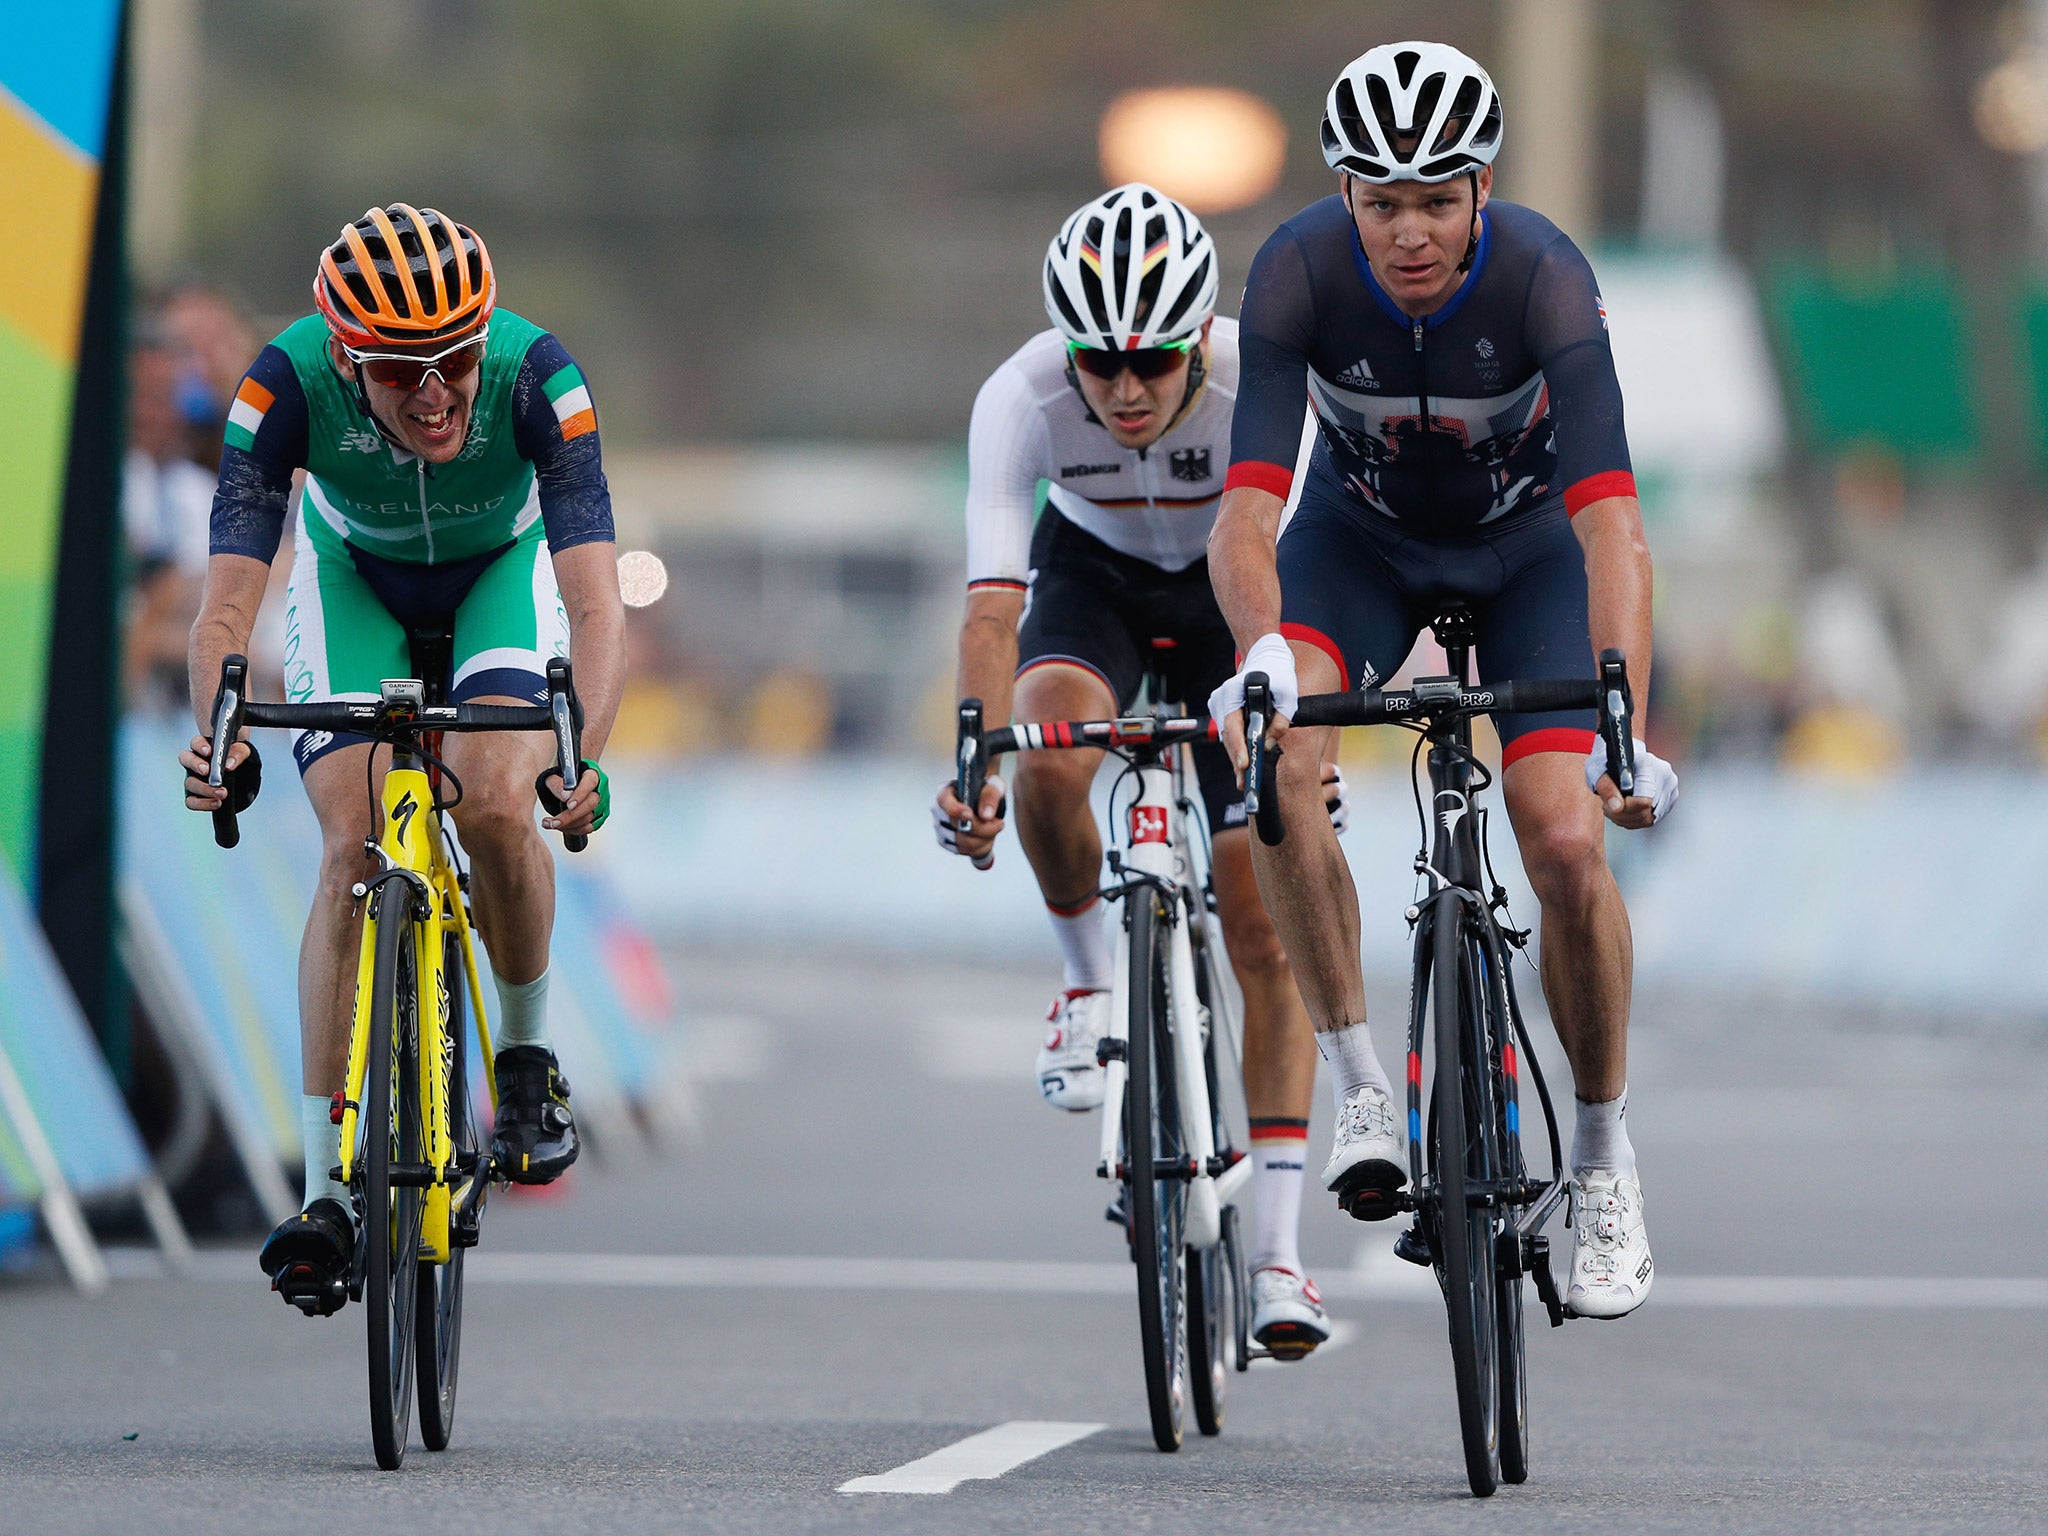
[933, 773, 1006, 860]
[1208, 632, 1299, 735]
[1584, 738, 1678, 823]
[1322, 763, 1350, 834]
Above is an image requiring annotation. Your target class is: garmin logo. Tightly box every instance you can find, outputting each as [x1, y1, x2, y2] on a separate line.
[1062, 462, 1120, 478]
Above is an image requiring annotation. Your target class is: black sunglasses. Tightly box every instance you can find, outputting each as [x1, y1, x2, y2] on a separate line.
[1067, 339, 1197, 382]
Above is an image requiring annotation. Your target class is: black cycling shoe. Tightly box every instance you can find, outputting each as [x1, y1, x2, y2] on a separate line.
[259, 1197, 355, 1317]
[491, 1045, 579, 1185]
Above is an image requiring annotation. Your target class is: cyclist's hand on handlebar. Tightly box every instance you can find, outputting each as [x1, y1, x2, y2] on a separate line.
[933, 775, 1006, 865]
[1586, 737, 1677, 829]
[540, 764, 608, 837]
[1208, 632, 1299, 783]
[181, 731, 257, 812]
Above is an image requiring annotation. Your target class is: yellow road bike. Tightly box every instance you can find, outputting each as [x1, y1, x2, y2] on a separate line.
[207, 631, 587, 1470]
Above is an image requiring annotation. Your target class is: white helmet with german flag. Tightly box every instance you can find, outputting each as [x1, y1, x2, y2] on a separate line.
[1041, 184, 1217, 352]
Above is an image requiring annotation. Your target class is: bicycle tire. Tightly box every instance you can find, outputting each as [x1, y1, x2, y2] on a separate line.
[363, 896, 423, 1471]
[1187, 912, 1237, 1433]
[1186, 1231, 1230, 1436]
[416, 927, 472, 1452]
[1125, 891, 1187, 1452]
[1489, 940, 1531, 1484]
[1430, 898, 1499, 1497]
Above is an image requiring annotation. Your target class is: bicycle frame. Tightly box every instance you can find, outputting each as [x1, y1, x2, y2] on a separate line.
[335, 720, 498, 1268]
[1092, 737, 1240, 1253]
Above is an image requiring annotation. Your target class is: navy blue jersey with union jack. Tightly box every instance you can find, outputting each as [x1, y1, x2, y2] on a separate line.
[1227, 197, 1633, 536]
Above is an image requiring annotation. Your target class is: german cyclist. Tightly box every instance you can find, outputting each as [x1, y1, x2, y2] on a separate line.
[180, 205, 626, 1310]
[934, 185, 1346, 1354]
[1207, 45, 1677, 1319]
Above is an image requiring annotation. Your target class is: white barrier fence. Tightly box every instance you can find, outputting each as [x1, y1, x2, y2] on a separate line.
[597, 758, 2046, 1022]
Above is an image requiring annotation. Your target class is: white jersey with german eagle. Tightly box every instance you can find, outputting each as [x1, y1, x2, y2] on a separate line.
[964, 318, 1238, 589]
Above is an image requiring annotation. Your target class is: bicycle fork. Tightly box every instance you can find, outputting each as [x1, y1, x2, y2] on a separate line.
[1095, 757, 1224, 1250]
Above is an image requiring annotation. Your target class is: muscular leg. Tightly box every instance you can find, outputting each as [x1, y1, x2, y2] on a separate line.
[1011, 663, 1117, 912]
[1501, 752, 1630, 1104]
[1247, 643, 1366, 1033]
[299, 743, 385, 1095]
[1212, 829, 1316, 1122]
[442, 696, 557, 988]
[1213, 825, 1319, 1275]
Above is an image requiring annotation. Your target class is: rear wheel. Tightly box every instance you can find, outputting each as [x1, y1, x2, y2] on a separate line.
[1490, 941, 1531, 1485]
[416, 927, 472, 1452]
[1186, 1214, 1236, 1436]
[1125, 893, 1187, 1453]
[363, 899, 423, 1471]
[1429, 899, 1499, 1497]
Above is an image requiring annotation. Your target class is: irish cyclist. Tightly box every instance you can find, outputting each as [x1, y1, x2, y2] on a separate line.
[1207, 44, 1678, 1319]
[180, 204, 626, 1311]
[935, 185, 1347, 1355]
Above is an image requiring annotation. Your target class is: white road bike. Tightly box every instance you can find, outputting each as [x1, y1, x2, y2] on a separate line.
[957, 652, 1255, 1452]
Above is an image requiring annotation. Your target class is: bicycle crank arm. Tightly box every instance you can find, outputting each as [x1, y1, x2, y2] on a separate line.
[1525, 1233, 1570, 1328]
[451, 1154, 493, 1249]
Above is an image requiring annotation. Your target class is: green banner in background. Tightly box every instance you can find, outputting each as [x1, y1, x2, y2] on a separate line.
[0, 1, 125, 879]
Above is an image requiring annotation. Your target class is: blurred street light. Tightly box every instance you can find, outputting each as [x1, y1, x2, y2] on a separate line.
[1974, 50, 2048, 155]
[1098, 87, 1286, 213]
[617, 549, 669, 608]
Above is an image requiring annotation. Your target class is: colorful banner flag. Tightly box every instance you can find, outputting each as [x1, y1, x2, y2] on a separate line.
[0, 1, 126, 878]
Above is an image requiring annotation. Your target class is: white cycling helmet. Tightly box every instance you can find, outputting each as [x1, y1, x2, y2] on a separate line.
[1320, 42, 1504, 184]
[1042, 184, 1217, 351]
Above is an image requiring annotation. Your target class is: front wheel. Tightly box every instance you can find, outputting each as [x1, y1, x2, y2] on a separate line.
[1125, 892, 1187, 1453]
[362, 898, 423, 1471]
[1430, 900, 1499, 1497]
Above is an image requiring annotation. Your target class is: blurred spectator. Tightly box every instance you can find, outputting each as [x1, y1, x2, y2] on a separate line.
[1781, 570, 1907, 776]
[123, 319, 214, 709]
[159, 283, 258, 471]
[1973, 542, 2048, 759]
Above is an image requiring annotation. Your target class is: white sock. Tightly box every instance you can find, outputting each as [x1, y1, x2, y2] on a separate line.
[1046, 898, 1112, 992]
[1247, 1120, 1309, 1274]
[1317, 1021, 1393, 1117]
[492, 967, 552, 1051]
[1572, 1088, 1637, 1177]
[300, 1094, 350, 1208]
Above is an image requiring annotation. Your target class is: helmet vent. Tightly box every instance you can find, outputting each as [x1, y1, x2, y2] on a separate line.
[1393, 49, 1420, 89]
[1431, 77, 1482, 155]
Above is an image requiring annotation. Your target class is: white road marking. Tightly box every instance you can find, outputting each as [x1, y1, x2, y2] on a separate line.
[839, 1420, 1104, 1494]
[100, 1247, 2048, 1309]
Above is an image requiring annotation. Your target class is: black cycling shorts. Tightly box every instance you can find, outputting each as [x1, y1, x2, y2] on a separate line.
[1015, 511, 1244, 834]
[1275, 480, 1597, 765]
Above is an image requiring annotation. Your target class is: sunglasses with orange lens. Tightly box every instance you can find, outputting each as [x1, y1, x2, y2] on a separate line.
[347, 336, 487, 392]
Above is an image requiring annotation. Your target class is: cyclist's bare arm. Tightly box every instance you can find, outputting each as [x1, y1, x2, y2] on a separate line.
[1572, 494, 1656, 828]
[936, 585, 1024, 854]
[1205, 483, 1288, 766]
[182, 551, 271, 803]
[542, 539, 628, 835]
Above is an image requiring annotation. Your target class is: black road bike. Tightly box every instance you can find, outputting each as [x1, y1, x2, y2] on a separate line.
[1245, 607, 1634, 1497]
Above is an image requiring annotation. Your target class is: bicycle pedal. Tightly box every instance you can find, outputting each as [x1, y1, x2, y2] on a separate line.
[1393, 1224, 1434, 1267]
[1104, 1192, 1129, 1231]
[273, 1264, 347, 1318]
[1255, 1330, 1320, 1362]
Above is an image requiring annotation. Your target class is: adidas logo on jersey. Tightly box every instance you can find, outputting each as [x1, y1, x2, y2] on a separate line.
[1333, 358, 1378, 389]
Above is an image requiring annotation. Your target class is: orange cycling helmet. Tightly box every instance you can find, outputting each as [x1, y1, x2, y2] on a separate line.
[314, 203, 495, 349]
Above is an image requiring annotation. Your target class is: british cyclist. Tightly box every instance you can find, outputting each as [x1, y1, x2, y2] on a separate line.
[180, 204, 627, 1310]
[934, 185, 1348, 1355]
[1207, 44, 1678, 1319]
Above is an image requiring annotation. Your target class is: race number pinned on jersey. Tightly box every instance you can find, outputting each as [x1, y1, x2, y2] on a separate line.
[1129, 805, 1168, 844]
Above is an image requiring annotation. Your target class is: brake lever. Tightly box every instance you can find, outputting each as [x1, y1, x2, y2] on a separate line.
[955, 699, 994, 871]
[1597, 649, 1636, 798]
[209, 654, 248, 849]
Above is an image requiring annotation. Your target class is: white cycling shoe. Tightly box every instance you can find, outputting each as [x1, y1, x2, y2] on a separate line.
[1036, 989, 1109, 1111]
[1321, 1084, 1407, 1220]
[1567, 1168, 1653, 1319]
[1249, 1266, 1330, 1360]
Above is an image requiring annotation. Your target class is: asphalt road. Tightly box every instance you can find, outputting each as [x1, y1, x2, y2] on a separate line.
[3, 944, 2046, 1534]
